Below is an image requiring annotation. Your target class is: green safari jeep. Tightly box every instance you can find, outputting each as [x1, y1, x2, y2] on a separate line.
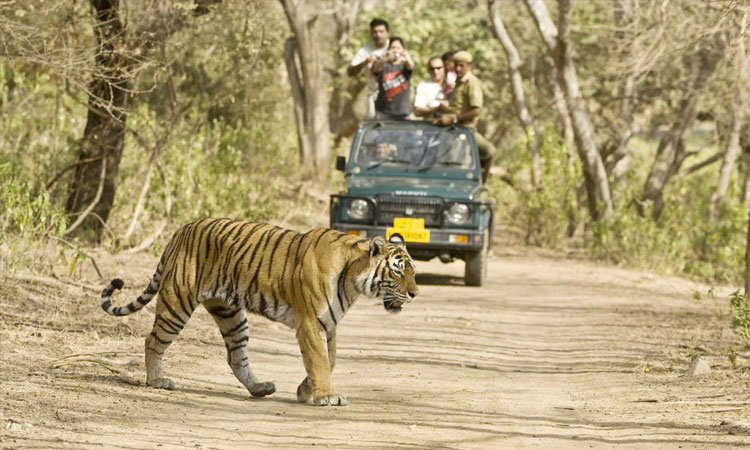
[330, 120, 494, 286]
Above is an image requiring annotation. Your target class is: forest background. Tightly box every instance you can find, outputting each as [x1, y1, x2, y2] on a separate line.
[2, 0, 750, 301]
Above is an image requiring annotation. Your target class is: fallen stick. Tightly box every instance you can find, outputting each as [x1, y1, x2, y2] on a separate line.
[51, 356, 130, 374]
[664, 401, 750, 406]
[53, 351, 139, 361]
[690, 407, 746, 413]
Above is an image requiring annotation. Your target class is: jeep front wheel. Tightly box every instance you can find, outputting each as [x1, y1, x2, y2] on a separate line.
[464, 230, 488, 287]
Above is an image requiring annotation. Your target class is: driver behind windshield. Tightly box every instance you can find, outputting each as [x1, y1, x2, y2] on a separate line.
[357, 132, 397, 164]
[372, 141, 397, 160]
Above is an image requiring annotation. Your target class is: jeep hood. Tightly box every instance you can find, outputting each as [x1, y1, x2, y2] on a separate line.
[346, 176, 481, 200]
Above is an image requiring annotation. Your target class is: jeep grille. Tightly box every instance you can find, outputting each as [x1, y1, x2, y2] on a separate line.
[376, 195, 443, 227]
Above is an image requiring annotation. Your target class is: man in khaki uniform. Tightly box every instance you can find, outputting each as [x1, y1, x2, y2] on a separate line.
[433, 51, 496, 183]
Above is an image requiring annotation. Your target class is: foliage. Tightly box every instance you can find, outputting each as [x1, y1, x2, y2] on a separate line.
[0, 163, 67, 239]
[594, 152, 748, 284]
[489, 126, 580, 247]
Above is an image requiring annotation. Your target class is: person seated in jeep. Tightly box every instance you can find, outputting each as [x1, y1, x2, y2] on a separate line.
[359, 139, 398, 164]
[374, 141, 397, 159]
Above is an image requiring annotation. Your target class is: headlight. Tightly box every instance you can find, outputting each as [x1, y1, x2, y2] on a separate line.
[346, 199, 371, 220]
[446, 203, 471, 225]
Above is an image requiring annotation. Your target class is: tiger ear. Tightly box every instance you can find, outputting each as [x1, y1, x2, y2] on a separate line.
[369, 235, 387, 257]
[388, 233, 406, 247]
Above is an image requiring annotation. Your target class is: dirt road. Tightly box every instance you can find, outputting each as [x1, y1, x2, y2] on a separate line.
[2, 246, 750, 449]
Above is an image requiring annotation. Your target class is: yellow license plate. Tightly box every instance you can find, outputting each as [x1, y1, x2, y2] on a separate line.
[387, 217, 430, 243]
[393, 218, 424, 229]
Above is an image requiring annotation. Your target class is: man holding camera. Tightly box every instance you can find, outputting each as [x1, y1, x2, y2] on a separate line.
[348, 18, 391, 120]
[371, 37, 415, 121]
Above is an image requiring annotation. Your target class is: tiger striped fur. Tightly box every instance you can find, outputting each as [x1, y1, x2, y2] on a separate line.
[100, 218, 418, 406]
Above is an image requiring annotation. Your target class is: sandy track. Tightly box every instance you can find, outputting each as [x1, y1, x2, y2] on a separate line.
[2, 248, 750, 449]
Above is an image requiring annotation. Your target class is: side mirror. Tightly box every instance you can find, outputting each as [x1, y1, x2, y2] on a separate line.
[336, 156, 346, 171]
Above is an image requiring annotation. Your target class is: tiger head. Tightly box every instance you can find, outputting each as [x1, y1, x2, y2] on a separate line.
[363, 234, 418, 314]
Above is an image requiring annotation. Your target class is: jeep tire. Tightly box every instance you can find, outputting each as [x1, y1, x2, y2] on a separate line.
[464, 229, 488, 287]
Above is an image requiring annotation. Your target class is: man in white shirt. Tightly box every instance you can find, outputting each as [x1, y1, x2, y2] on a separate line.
[413, 56, 447, 120]
[348, 18, 390, 119]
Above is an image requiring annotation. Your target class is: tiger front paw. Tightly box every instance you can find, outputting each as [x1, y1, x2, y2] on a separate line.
[313, 393, 348, 406]
[147, 377, 176, 390]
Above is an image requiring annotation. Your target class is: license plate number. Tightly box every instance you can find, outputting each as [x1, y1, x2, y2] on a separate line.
[387, 217, 429, 243]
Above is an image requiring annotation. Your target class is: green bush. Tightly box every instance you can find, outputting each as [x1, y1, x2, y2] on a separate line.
[0, 163, 67, 239]
[108, 106, 299, 253]
[0, 163, 68, 274]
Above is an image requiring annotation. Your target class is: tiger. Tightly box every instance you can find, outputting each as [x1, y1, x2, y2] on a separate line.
[100, 218, 418, 406]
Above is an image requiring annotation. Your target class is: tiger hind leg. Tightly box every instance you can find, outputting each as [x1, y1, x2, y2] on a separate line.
[204, 299, 276, 398]
[145, 291, 194, 390]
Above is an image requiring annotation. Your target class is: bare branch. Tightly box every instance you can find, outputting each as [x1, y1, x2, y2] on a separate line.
[122, 162, 171, 254]
[62, 150, 107, 237]
[45, 156, 103, 191]
[680, 152, 724, 175]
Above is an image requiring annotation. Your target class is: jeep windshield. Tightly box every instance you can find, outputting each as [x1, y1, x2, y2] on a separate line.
[353, 125, 477, 171]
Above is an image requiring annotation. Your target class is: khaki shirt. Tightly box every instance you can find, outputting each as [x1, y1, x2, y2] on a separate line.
[447, 71, 483, 128]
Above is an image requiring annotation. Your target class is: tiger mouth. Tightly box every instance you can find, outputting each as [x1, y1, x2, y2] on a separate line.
[384, 300, 404, 313]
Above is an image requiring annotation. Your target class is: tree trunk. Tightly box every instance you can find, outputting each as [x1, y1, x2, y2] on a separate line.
[710, 113, 744, 223]
[65, 0, 129, 241]
[328, 1, 365, 144]
[524, 0, 613, 220]
[606, 0, 638, 185]
[284, 37, 313, 165]
[488, 0, 541, 190]
[607, 72, 635, 183]
[607, 89, 636, 185]
[741, 125, 750, 207]
[543, 55, 575, 165]
[709, 9, 748, 224]
[329, 78, 367, 146]
[745, 204, 750, 298]
[640, 38, 723, 220]
[280, 0, 332, 183]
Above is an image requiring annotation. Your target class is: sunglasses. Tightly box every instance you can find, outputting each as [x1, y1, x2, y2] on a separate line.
[428, 66, 444, 71]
